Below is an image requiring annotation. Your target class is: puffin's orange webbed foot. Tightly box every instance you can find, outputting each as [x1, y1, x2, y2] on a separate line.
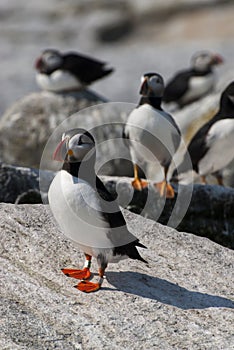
[75, 280, 101, 293]
[132, 178, 148, 191]
[155, 181, 175, 198]
[61, 267, 91, 280]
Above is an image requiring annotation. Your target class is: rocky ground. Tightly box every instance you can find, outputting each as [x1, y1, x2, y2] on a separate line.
[1, 204, 233, 349]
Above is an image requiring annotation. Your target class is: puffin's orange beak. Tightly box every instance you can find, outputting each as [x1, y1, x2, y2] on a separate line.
[53, 138, 68, 161]
[140, 77, 148, 96]
[213, 54, 224, 65]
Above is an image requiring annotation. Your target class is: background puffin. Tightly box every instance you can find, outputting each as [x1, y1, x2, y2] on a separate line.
[163, 51, 223, 108]
[35, 49, 114, 92]
[48, 128, 147, 293]
[124, 73, 181, 198]
[172, 81, 234, 185]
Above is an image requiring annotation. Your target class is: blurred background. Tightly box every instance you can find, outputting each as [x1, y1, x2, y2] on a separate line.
[0, 0, 234, 116]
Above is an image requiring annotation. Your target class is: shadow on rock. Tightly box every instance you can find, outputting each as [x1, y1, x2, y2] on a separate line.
[106, 271, 234, 310]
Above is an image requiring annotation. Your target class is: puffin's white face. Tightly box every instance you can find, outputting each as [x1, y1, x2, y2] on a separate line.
[53, 131, 95, 162]
[35, 50, 63, 73]
[140, 73, 164, 97]
[191, 51, 223, 72]
[67, 133, 95, 162]
[43, 51, 63, 69]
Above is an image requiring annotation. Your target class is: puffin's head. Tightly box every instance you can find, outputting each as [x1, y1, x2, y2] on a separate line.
[53, 128, 95, 163]
[35, 49, 63, 74]
[191, 51, 223, 72]
[139, 73, 164, 97]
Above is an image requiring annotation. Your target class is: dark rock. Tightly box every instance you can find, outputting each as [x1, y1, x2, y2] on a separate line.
[96, 17, 134, 43]
[102, 178, 234, 249]
[0, 162, 234, 249]
[0, 162, 42, 204]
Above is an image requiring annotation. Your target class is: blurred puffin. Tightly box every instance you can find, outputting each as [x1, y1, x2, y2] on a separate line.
[48, 128, 147, 293]
[163, 51, 223, 108]
[124, 73, 181, 198]
[35, 49, 113, 92]
[173, 81, 234, 185]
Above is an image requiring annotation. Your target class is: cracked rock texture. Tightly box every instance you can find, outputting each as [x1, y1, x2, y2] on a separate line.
[1, 204, 233, 349]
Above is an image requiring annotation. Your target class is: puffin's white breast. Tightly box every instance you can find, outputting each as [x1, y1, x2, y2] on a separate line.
[48, 170, 135, 252]
[36, 70, 82, 92]
[125, 104, 180, 164]
[181, 73, 215, 104]
[198, 118, 234, 176]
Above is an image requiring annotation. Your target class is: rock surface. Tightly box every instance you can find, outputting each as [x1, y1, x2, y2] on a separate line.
[0, 90, 104, 167]
[0, 92, 136, 175]
[1, 204, 233, 349]
[0, 162, 42, 204]
[1, 162, 234, 249]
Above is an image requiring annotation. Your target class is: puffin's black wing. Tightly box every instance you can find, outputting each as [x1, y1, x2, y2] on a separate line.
[186, 114, 221, 172]
[96, 176, 147, 263]
[163, 70, 192, 104]
[187, 126, 210, 172]
[95, 176, 128, 228]
[63, 52, 113, 84]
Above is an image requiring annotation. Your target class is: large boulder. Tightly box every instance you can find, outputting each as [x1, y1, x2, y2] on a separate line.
[0, 90, 104, 167]
[0, 90, 134, 175]
[1, 203, 233, 349]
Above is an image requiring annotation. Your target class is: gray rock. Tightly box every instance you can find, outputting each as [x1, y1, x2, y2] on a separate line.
[1, 203, 233, 349]
[0, 89, 105, 168]
[0, 162, 42, 204]
[0, 91, 135, 176]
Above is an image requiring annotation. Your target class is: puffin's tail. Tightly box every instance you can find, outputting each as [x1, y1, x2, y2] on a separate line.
[128, 240, 148, 264]
[101, 67, 114, 79]
[114, 240, 148, 264]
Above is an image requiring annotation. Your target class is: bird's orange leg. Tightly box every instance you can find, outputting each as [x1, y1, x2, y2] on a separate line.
[61, 254, 92, 280]
[76, 267, 106, 293]
[132, 164, 148, 191]
[154, 167, 175, 198]
[155, 180, 175, 198]
[201, 175, 207, 185]
[215, 174, 224, 186]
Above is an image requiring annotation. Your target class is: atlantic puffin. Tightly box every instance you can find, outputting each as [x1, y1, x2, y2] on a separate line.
[124, 73, 181, 198]
[35, 49, 114, 92]
[173, 81, 234, 185]
[48, 128, 147, 293]
[163, 51, 223, 108]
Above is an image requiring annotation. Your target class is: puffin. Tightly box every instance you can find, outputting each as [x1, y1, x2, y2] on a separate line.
[48, 128, 147, 293]
[172, 81, 234, 185]
[163, 51, 223, 108]
[35, 49, 114, 92]
[124, 72, 181, 198]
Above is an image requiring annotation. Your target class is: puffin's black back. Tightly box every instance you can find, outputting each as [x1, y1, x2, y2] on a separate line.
[163, 70, 193, 104]
[163, 68, 213, 106]
[62, 52, 114, 84]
